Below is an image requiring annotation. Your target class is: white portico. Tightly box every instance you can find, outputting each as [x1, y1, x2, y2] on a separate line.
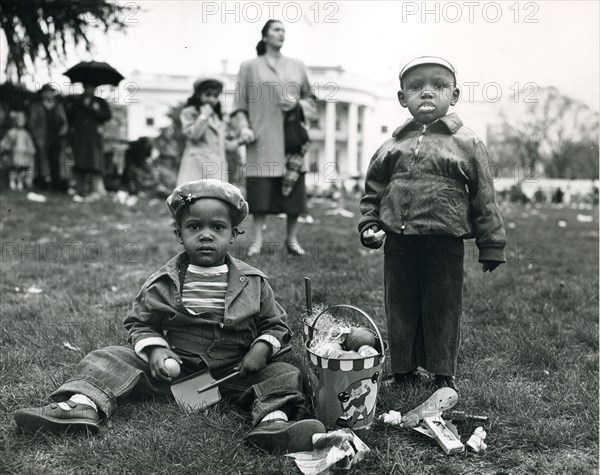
[124, 64, 492, 191]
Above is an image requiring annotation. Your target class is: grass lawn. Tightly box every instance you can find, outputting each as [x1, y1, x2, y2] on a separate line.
[1, 190, 598, 475]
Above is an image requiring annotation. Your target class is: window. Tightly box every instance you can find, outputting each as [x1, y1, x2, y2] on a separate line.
[146, 117, 154, 126]
[381, 125, 388, 134]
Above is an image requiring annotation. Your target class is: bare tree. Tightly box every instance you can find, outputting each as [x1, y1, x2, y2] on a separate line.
[489, 87, 599, 179]
[0, 0, 130, 80]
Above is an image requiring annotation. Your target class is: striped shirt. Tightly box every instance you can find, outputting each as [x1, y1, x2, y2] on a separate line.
[182, 264, 228, 317]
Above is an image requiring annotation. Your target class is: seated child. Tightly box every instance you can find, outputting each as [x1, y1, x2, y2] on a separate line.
[14, 179, 325, 453]
[121, 137, 156, 196]
[358, 56, 506, 391]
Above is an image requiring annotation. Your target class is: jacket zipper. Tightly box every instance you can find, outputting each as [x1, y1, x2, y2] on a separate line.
[414, 123, 427, 159]
[401, 123, 428, 234]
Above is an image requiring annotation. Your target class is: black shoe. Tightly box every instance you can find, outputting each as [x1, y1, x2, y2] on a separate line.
[393, 371, 420, 385]
[434, 375, 458, 391]
[14, 401, 100, 433]
[244, 418, 326, 454]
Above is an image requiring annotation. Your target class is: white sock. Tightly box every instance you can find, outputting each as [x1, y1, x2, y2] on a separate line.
[58, 393, 98, 412]
[260, 410, 288, 424]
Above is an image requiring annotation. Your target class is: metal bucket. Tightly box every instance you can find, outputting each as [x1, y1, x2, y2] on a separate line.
[303, 305, 386, 432]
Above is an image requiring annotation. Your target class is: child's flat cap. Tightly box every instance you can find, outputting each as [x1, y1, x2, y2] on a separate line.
[400, 56, 457, 80]
[166, 179, 249, 225]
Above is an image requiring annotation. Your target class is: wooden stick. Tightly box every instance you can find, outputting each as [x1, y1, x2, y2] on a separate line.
[443, 411, 489, 423]
[196, 346, 292, 394]
[305, 277, 312, 317]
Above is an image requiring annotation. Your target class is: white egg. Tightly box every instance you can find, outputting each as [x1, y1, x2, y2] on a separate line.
[357, 345, 379, 357]
[164, 358, 181, 378]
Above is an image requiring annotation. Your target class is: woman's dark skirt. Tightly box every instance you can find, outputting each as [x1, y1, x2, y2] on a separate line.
[246, 173, 307, 215]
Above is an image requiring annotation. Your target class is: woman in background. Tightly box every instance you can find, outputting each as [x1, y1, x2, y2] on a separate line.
[232, 20, 316, 257]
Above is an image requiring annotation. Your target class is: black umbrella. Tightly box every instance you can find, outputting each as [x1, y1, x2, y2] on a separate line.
[64, 61, 124, 87]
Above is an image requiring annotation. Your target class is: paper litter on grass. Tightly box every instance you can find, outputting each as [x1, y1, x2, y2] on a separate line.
[298, 215, 315, 224]
[577, 214, 593, 223]
[380, 410, 402, 426]
[467, 427, 487, 452]
[26, 192, 47, 203]
[63, 341, 81, 352]
[286, 429, 369, 475]
[324, 208, 354, 218]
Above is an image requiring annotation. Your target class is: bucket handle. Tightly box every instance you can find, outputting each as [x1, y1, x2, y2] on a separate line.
[308, 304, 385, 358]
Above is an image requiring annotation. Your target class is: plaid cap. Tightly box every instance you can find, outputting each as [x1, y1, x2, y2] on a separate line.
[400, 56, 457, 80]
[166, 179, 249, 226]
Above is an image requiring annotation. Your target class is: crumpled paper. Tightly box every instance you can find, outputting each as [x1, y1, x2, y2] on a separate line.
[380, 410, 402, 426]
[467, 427, 487, 452]
[286, 429, 369, 475]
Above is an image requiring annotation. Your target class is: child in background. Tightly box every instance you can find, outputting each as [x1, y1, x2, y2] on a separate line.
[358, 57, 506, 391]
[0, 111, 36, 190]
[121, 137, 156, 196]
[14, 179, 325, 453]
[176, 78, 237, 185]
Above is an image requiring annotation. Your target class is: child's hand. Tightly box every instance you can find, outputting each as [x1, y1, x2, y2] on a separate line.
[236, 341, 271, 378]
[147, 347, 183, 382]
[481, 260, 502, 273]
[199, 104, 214, 118]
[361, 225, 386, 249]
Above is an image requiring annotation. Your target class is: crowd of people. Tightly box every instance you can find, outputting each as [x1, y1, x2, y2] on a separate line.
[0, 77, 249, 204]
[0, 82, 113, 201]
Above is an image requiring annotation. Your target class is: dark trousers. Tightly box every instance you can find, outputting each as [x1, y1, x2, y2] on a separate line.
[50, 346, 308, 426]
[47, 144, 63, 190]
[384, 234, 464, 376]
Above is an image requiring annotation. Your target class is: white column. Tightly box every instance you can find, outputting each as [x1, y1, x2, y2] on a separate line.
[324, 101, 337, 169]
[360, 106, 375, 177]
[347, 102, 359, 180]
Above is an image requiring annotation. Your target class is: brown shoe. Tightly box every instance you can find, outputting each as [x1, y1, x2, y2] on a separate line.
[244, 419, 326, 453]
[14, 401, 100, 433]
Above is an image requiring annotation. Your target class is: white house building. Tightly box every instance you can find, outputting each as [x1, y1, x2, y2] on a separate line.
[124, 63, 497, 190]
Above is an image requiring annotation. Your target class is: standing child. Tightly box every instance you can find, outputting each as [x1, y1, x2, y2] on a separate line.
[176, 78, 238, 185]
[14, 179, 325, 453]
[358, 57, 506, 390]
[0, 111, 36, 190]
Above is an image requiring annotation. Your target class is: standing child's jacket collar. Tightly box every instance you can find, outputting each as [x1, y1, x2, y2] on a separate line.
[392, 112, 463, 138]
